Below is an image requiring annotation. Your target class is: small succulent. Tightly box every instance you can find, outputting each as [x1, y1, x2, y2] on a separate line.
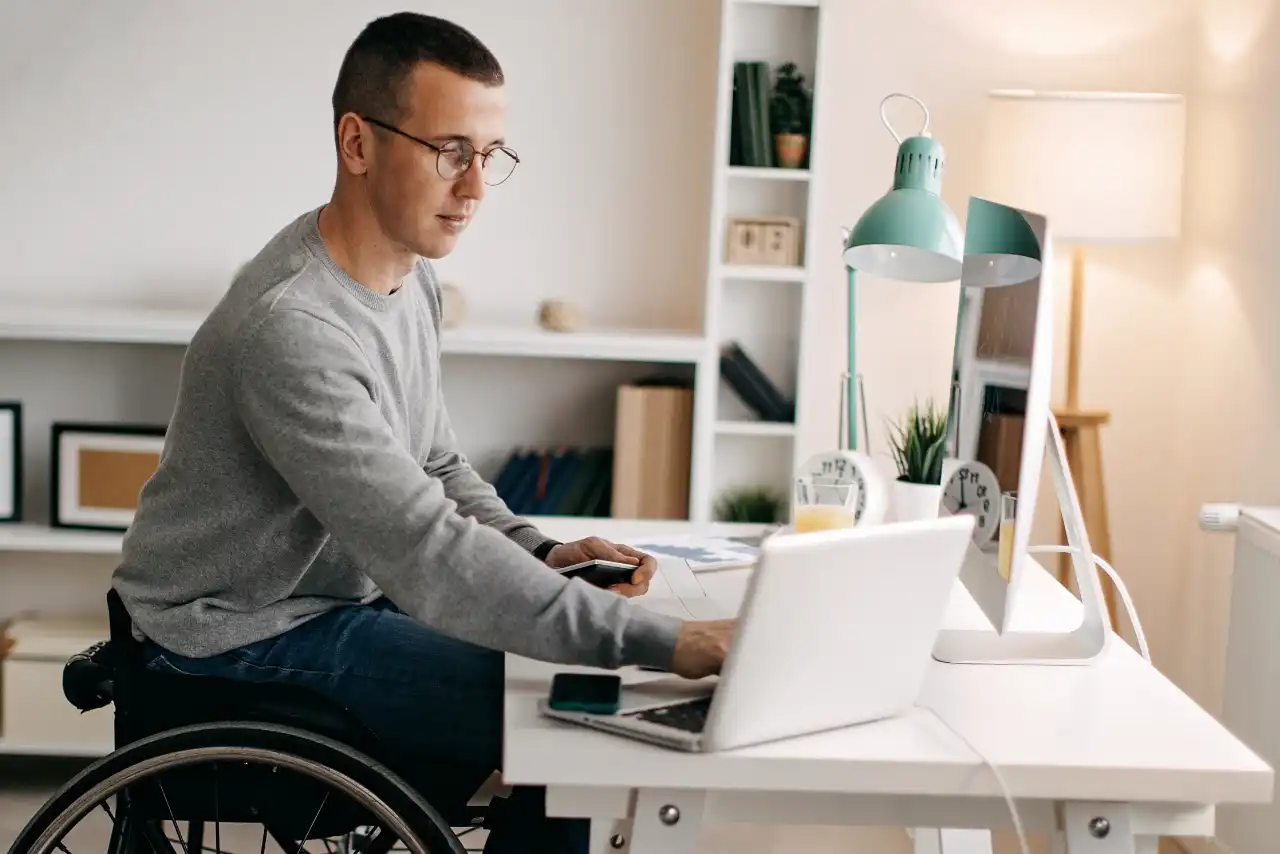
[887, 398, 950, 485]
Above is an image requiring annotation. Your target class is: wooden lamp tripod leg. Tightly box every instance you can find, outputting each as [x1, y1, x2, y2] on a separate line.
[1056, 246, 1118, 630]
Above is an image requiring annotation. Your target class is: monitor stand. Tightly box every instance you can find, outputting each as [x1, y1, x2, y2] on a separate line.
[932, 410, 1111, 666]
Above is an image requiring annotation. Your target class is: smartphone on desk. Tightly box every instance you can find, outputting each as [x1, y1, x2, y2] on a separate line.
[548, 672, 622, 715]
[556, 559, 637, 589]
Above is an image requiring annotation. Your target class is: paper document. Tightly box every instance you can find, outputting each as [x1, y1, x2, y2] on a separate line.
[630, 533, 765, 572]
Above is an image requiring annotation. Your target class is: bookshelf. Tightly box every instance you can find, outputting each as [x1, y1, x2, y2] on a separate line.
[694, 0, 826, 522]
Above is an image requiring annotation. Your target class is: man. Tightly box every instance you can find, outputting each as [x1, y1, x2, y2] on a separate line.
[111, 11, 734, 852]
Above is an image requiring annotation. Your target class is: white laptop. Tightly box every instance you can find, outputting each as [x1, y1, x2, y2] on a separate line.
[539, 514, 976, 752]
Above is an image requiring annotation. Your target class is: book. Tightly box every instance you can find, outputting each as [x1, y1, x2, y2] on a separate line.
[719, 341, 795, 422]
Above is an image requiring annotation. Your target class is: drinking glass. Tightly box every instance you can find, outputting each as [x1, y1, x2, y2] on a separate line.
[792, 475, 858, 533]
[996, 492, 1018, 582]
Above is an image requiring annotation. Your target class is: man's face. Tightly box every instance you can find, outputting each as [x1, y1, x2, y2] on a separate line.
[360, 62, 507, 259]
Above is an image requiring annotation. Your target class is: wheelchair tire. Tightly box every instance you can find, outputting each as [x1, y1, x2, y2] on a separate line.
[5, 720, 467, 854]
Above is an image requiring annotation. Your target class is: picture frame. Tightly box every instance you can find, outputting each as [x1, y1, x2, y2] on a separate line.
[51, 422, 167, 531]
[723, 216, 802, 267]
[0, 402, 21, 523]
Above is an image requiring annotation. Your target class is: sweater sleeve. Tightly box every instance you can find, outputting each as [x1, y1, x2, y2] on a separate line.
[233, 307, 680, 669]
[424, 386, 557, 557]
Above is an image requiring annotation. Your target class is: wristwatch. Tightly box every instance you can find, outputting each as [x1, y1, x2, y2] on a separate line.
[532, 539, 561, 563]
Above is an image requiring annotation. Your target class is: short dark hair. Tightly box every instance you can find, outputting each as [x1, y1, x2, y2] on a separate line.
[331, 12, 503, 138]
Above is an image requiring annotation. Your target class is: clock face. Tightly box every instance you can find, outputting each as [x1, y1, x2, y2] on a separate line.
[797, 451, 871, 521]
[941, 460, 1002, 545]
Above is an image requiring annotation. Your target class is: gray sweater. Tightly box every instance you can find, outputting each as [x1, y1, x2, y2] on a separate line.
[112, 208, 681, 670]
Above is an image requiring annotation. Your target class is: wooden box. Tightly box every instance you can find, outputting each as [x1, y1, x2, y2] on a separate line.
[611, 384, 693, 520]
[724, 216, 801, 266]
[2, 615, 113, 751]
[977, 412, 1025, 492]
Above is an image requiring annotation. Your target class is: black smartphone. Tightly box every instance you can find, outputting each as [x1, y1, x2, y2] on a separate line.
[557, 559, 637, 589]
[547, 672, 622, 715]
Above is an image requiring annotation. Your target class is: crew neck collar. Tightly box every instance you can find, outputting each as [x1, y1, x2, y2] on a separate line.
[301, 207, 410, 312]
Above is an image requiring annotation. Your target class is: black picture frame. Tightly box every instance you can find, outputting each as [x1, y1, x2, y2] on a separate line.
[50, 421, 168, 532]
[0, 402, 21, 523]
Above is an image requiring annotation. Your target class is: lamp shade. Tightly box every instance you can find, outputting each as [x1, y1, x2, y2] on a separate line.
[982, 90, 1186, 243]
[843, 134, 963, 282]
[961, 197, 1043, 286]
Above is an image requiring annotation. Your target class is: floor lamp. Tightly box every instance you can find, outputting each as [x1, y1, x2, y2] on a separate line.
[981, 90, 1187, 629]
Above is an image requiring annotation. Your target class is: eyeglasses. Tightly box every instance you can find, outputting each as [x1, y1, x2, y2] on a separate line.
[360, 116, 519, 186]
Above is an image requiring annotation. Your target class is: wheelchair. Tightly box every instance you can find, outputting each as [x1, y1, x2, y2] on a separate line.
[6, 591, 493, 854]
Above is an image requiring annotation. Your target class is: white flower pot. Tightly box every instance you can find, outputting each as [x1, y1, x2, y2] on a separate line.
[894, 480, 943, 523]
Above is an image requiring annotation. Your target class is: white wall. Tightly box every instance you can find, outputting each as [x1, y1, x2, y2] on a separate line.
[1171, 0, 1280, 713]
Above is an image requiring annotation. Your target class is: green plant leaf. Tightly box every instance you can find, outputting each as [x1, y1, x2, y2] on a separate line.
[885, 397, 950, 484]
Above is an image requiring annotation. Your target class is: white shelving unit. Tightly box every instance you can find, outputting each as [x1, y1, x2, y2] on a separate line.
[694, 0, 826, 521]
[0, 0, 831, 757]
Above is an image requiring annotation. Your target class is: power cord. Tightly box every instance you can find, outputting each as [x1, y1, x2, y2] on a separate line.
[1026, 545, 1150, 662]
[914, 545, 1147, 854]
[915, 703, 1030, 854]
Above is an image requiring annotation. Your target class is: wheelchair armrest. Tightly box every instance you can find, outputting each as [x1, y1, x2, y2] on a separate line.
[63, 640, 114, 712]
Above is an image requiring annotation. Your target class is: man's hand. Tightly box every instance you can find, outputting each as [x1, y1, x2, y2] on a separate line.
[670, 619, 736, 680]
[544, 536, 656, 598]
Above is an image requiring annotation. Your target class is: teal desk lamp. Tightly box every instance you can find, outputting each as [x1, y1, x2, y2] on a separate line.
[839, 94, 963, 452]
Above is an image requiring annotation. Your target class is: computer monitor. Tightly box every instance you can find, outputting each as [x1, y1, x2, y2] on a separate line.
[932, 197, 1110, 665]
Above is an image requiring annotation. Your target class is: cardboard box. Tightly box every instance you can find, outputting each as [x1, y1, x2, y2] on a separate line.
[611, 384, 693, 519]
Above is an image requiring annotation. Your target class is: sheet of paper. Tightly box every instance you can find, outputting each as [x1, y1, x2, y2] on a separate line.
[630, 533, 764, 572]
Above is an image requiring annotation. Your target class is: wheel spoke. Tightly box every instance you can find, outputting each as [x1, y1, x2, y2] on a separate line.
[294, 791, 330, 854]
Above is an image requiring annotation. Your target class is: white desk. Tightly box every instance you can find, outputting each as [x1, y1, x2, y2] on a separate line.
[504, 520, 1273, 854]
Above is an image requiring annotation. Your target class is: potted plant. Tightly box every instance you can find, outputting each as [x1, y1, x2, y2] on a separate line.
[715, 486, 784, 524]
[886, 399, 949, 522]
[769, 62, 812, 169]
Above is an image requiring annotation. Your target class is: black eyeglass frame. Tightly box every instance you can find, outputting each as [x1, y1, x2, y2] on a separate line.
[359, 115, 520, 185]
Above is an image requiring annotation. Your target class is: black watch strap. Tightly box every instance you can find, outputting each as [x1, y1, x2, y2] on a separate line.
[532, 539, 561, 562]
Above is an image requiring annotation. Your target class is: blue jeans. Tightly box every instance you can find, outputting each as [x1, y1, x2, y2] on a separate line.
[142, 598, 587, 853]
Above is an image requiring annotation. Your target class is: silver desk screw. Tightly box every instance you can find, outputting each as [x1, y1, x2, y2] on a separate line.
[658, 804, 681, 826]
[609, 834, 626, 849]
[1088, 817, 1111, 839]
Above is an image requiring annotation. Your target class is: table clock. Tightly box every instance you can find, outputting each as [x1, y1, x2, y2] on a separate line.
[793, 373, 889, 528]
[941, 458, 1002, 546]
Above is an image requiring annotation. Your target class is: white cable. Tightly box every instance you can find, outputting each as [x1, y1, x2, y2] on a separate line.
[916, 704, 1030, 854]
[1027, 545, 1150, 663]
[879, 92, 930, 143]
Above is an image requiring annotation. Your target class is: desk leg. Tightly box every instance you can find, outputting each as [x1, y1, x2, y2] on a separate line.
[913, 828, 993, 854]
[625, 788, 706, 854]
[1062, 803, 1154, 854]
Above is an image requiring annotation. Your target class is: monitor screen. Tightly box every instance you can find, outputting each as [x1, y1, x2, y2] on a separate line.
[943, 198, 1051, 633]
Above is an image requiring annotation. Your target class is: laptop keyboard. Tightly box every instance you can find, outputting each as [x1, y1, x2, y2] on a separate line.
[623, 696, 713, 733]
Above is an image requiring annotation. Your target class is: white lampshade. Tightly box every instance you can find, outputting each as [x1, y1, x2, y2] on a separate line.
[983, 90, 1186, 243]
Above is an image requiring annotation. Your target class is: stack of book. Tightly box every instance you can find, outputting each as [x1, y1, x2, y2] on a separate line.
[729, 60, 775, 168]
[491, 447, 614, 517]
[720, 341, 795, 422]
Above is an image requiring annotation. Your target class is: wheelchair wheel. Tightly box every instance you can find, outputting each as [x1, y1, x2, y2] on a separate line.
[7, 721, 467, 854]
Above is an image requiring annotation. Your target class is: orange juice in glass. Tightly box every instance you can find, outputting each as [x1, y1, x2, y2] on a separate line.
[793, 476, 858, 533]
[996, 492, 1017, 582]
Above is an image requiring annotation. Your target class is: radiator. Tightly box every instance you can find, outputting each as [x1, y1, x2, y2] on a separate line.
[1218, 507, 1280, 854]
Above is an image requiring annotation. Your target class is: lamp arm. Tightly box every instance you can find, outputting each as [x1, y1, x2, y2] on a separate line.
[846, 265, 858, 451]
